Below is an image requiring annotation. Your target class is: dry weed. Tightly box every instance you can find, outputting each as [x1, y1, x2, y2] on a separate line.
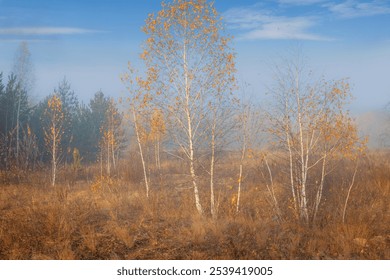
[0, 151, 389, 259]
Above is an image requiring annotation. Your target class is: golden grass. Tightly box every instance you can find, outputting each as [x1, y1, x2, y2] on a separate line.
[0, 151, 389, 260]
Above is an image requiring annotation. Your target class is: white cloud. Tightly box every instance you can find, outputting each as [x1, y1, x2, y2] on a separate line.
[0, 27, 102, 36]
[278, 0, 327, 5]
[224, 8, 273, 30]
[242, 18, 331, 41]
[0, 38, 50, 43]
[223, 7, 332, 41]
[325, 0, 390, 18]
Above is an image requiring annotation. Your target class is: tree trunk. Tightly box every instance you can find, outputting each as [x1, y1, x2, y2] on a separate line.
[132, 107, 150, 198]
[52, 122, 56, 187]
[106, 135, 110, 176]
[210, 123, 216, 219]
[183, 31, 203, 215]
[16, 96, 20, 165]
[236, 140, 245, 213]
[342, 161, 358, 224]
[285, 98, 298, 218]
[188, 117, 202, 215]
[295, 72, 309, 225]
[313, 153, 327, 224]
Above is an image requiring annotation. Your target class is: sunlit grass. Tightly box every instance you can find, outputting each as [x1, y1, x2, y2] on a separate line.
[0, 151, 388, 260]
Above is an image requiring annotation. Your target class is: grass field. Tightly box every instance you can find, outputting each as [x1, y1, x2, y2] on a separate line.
[0, 151, 389, 260]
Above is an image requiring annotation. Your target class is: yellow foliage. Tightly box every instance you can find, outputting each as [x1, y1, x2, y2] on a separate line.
[43, 94, 64, 151]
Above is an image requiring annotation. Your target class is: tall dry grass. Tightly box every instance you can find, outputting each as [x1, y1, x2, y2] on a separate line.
[0, 151, 388, 259]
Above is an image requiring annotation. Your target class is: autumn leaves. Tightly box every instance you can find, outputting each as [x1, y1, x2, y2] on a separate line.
[123, 0, 236, 216]
[118, 1, 366, 225]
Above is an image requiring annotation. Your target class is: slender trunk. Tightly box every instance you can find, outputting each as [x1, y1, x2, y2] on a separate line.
[210, 122, 216, 219]
[16, 86, 22, 165]
[236, 164, 243, 213]
[187, 110, 202, 215]
[156, 136, 161, 171]
[184, 30, 203, 215]
[236, 140, 245, 213]
[154, 141, 158, 169]
[295, 72, 309, 225]
[298, 132, 309, 224]
[106, 135, 110, 176]
[100, 149, 103, 180]
[264, 157, 282, 222]
[157, 137, 164, 187]
[313, 153, 327, 224]
[100, 148, 104, 189]
[52, 121, 56, 187]
[132, 107, 150, 198]
[342, 161, 358, 224]
[190, 148, 203, 215]
[284, 98, 298, 217]
[111, 134, 116, 171]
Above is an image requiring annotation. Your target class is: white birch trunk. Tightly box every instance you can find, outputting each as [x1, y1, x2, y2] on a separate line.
[183, 30, 203, 215]
[295, 71, 309, 224]
[236, 140, 245, 214]
[132, 106, 150, 198]
[187, 110, 203, 215]
[264, 157, 282, 222]
[284, 98, 298, 217]
[210, 121, 216, 219]
[342, 161, 358, 224]
[106, 136, 110, 176]
[16, 97, 20, 164]
[313, 153, 327, 224]
[111, 136, 116, 171]
[52, 121, 56, 187]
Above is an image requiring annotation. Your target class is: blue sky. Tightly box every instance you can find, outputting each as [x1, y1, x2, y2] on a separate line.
[0, 0, 389, 113]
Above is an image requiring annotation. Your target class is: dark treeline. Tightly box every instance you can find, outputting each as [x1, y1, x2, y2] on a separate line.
[0, 72, 124, 172]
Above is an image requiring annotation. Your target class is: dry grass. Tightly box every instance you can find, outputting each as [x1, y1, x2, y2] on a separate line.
[0, 151, 389, 260]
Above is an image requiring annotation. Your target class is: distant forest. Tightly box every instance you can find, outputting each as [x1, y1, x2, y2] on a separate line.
[0, 70, 124, 167]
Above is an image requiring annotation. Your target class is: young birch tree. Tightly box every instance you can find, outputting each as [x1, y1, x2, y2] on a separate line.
[43, 94, 64, 187]
[150, 108, 166, 172]
[235, 102, 257, 214]
[121, 65, 155, 198]
[208, 94, 236, 219]
[267, 53, 364, 226]
[99, 98, 123, 177]
[141, 0, 236, 215]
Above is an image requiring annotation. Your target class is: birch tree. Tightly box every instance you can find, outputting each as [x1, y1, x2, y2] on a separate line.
[207, 92, 237, 219]
[235, 101, 258, 214]
[267, 53, 365, 226]
[150, 108, 166, 172]
[43, 94, 64, 187]
[99, 98, 123, 177]
[121, 65, 154, 198]
[141, 0, 236, 215]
